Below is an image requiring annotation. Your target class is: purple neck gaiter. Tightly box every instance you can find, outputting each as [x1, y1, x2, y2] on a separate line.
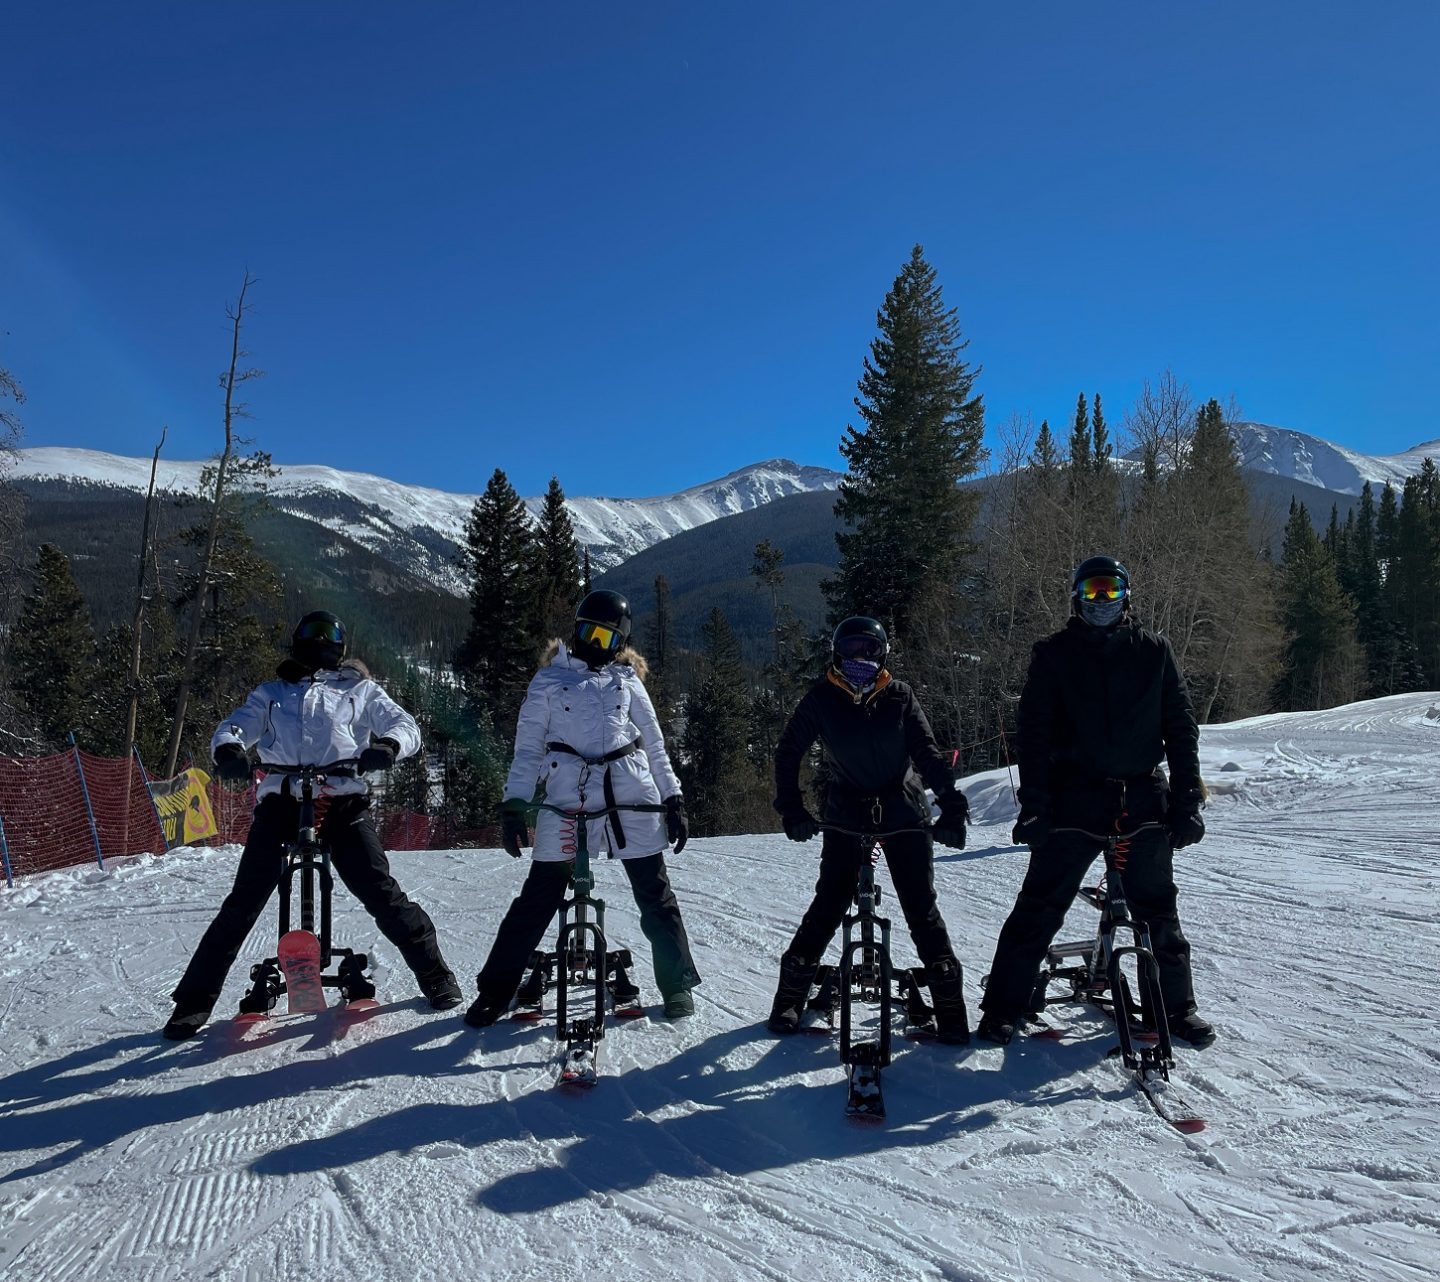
[841, 658, 880, 691]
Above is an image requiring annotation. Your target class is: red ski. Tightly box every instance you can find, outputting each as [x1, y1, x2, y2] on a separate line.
[278, 929, 327, 1014]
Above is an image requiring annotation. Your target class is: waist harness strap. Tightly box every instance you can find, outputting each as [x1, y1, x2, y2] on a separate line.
[545, 738, 644, 851]
[545, 737, 642, 766]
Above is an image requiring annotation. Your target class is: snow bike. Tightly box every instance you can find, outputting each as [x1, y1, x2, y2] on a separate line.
[1028, 821, 1205, 1133]
[510, 798, 666, 1087]
[817, 821, 943, 1121]
[237, 762, 378, 1021]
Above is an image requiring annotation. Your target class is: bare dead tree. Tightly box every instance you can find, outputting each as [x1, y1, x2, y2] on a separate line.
[120, 428, 166, 843]
[162, 274, 263, 777]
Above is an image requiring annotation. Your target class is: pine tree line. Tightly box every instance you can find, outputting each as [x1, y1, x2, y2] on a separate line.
[4, 257, 1438, 845]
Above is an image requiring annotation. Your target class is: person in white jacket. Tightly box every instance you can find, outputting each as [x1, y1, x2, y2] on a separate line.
[464, 590, 701, 1025]
[163, 611, 460, 1039]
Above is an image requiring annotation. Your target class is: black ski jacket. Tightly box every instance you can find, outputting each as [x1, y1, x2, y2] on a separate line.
[1016, 617, 1201, 827]
[774, 671, 957, 831]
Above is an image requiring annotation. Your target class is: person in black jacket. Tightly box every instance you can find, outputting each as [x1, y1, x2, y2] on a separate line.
[977, 557, 1214, 1048]
[770, 616, 971, 1043]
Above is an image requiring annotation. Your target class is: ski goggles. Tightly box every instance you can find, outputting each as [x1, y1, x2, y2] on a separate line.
[294, 617, 345, 643]
[576, 620, 623, 652]
[1075, 575, 1129, 603]
[834, 632, 886, 662]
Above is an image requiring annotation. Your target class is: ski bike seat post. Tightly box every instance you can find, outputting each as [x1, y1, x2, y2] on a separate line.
[1050, 820, 1174, 1075]
[269, 760, 360, 968]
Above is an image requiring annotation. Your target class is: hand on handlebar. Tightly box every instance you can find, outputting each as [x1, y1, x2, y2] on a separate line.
[1011, 810, 1051, 850]
[498, 800, 530, 858]
[664, 795, 689, 854]
[931, 789, 968, 850]
[212, 743, 252, 787]
[782, 808, 820, 843]
[1167, 810, 1205, 850]
[358, 739, 399, 774]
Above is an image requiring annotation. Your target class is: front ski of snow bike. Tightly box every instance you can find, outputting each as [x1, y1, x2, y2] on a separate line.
[821, 821, 934, 1120]
[512, 798, 666, 1086]
[238, 762, 378, 1021]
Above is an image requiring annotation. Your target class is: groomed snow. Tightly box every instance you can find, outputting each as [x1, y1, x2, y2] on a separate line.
[2, 695, 1438, 1281]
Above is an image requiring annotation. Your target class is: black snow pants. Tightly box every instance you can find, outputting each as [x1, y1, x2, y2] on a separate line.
[172, 793, 447, 1008]
[475, 852, 700, 1005]
[784, 829, 958, 968]
[981, 825, 1196, 1019]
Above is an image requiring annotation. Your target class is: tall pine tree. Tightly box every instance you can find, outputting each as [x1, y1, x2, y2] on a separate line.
[828, 245, 985, 637]
[679, 608, 756, 835]
[533, 476, 582, 642]
[454, 468, 540, 730]
[9, 544, 98, 748]
[1275, 501, 1361, 710]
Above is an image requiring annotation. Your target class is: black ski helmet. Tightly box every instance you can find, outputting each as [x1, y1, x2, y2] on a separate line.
[573, 589, 632, 664]
[831, 616, 889, 668]
[291, 610, 346, 671]
[1071, 555, 1130, 593]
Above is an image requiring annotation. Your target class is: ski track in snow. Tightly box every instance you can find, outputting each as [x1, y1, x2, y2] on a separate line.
[2, 694, 1439, 1281]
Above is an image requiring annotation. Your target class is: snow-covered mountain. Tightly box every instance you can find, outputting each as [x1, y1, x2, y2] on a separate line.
[2, 694, 1437, 1280]
[1227, 422, 1436, 495]
[10, 447, 843, 593]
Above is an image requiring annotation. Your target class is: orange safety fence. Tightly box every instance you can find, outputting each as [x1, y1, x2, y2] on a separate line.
[0, 747, 499, 887]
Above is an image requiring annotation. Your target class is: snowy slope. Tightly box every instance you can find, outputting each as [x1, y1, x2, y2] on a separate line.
[3, 695, 1439, 1281]
[10, 447, 843, 582]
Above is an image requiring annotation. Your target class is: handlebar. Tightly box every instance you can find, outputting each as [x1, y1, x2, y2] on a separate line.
[819, 824, 929, 839]
[1049, 822, 1167, 841]
[521, 800, 668, 820]
[258, 760, 362, 778]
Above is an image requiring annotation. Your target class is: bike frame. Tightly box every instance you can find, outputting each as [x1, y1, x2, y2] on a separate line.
[1037, 822, 1176, 1076]
[820, 823, 929, 1071]
[523, 798, 666, 1047]
[240, 760, 372, 1010]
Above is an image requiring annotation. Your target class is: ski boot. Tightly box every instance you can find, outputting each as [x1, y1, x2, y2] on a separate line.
[767, 953, 818, 1035]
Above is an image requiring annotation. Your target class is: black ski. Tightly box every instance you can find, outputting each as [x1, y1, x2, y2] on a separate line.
[845, 1060, 885, 1120]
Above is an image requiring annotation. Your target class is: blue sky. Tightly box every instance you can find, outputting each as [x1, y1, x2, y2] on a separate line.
[2, 3, 1436, 498]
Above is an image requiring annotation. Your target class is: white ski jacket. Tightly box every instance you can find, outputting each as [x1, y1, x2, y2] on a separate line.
[504, 643, 680, 861]
[212, 662, 421, 800]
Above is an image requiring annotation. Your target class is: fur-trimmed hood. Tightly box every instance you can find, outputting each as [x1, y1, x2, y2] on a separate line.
[276, 655, 372, 683]
[541, 638, 649, 682]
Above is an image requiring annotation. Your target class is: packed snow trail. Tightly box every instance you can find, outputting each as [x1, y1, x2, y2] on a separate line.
[2, 695, 1438, 1281]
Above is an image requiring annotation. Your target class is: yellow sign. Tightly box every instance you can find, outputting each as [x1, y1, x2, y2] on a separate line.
[150, 768, 220, 848]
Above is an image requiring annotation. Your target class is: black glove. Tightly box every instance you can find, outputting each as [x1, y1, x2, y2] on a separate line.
[358, 738, 399, 774]
[1011, 810, 1051, 850]
[664, 795, 689, 854]
[1168, 809, 1205, 850]
[932, 789, 968, 850]
[499, 801, 530, 858]
[782, 808, 820, 843]
[212, 743, 252, 786]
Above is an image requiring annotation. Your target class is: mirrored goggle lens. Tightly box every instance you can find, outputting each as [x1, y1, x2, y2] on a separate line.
[295, 619, 344, 643]
[1076, 576, 1128, 602]
[835, 633, 885, 662]
[576, 620, 621, 651]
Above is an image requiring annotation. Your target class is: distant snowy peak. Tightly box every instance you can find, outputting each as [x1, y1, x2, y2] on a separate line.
[10, 447, 843, 586]
[1229, 423, 1436, 496]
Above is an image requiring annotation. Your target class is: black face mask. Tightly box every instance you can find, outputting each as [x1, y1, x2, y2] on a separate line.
[291, 639, 344, 672]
